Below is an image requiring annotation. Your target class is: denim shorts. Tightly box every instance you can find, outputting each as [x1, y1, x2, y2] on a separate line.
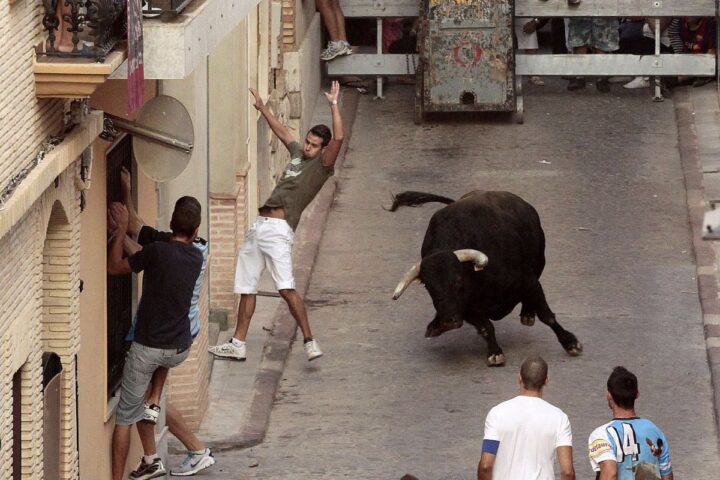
[115, 342, 190, 425]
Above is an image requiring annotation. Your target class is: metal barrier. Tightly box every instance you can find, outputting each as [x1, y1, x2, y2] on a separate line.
[329, 0, 718, 101]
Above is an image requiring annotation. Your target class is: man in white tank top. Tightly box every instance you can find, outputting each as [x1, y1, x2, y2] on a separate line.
[477, 355, 576, 480]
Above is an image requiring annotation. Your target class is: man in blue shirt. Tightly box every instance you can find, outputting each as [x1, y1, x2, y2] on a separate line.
[588, 366, 673, 480]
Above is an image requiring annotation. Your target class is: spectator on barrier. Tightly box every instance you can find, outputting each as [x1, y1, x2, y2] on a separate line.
[515, 17, 547, 86]
[566, 17, 620, 92]
[317, 0, 352, 61]
[671, 17, 717, 87]
[619, 18, 673, 89]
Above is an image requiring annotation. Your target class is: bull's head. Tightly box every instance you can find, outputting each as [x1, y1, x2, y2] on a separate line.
[393, 249, 488, 337]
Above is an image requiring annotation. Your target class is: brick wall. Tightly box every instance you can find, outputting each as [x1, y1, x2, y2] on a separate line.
[0, 0, 65, 189]
[41, 193, 81, 480]
[167, 270, 210, 429]
[209, 172, 248, 325]
[281, 0, 296, 48]
[0, 163, 81, 479]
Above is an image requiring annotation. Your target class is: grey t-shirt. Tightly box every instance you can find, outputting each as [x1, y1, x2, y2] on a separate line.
[263, 141, 334, 230]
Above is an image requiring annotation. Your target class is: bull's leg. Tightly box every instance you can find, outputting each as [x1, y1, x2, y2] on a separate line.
[528, 281, 583, 356]
[470, 318, 505, 366]
[519, 303, 536, 327]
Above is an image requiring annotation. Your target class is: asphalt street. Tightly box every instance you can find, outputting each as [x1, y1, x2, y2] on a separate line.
[198, 80, 720, 479]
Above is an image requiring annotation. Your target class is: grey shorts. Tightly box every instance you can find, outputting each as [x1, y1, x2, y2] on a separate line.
[115, 342, 190, 425]
[567, 17, 620, 52]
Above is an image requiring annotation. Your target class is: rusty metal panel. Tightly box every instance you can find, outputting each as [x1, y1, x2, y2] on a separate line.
[419, 0, 515, 113]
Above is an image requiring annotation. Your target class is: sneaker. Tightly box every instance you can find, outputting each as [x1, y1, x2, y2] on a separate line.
[209, 341, 246, 361]
[596, 77, 611, 93]
[304, 339, 323, 361]
[129, 457, 166, 480]
[320, 42, 352, 61]
[529, 76, 545, 86]
[170, 448, 216, 476]
[623, 76, 650, 89]
[142, 403, 161, 424]
[567, 77, 586, 91]
[141, 0, 162, 18]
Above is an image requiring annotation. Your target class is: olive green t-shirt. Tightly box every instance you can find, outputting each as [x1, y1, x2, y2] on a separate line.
[262, 141, 334, 230]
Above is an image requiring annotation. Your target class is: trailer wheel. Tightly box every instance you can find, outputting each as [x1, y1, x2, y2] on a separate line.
[514, 76, 524, 124]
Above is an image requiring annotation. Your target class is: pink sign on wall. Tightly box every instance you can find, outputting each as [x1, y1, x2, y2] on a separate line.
[127, 0, 145, 114]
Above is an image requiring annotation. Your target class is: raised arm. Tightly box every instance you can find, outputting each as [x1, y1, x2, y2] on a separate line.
[321, 80, 344, 167]
[107, 203, 133, 275]
[249, 88, 295, 148]
[120, 167, 143, 237]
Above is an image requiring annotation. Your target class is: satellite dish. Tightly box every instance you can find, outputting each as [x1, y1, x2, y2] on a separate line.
[132, 95, 194, 182]
[103, 95, 195, 182]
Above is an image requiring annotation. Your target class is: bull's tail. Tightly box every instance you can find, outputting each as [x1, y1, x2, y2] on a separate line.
[388, 191, 455, 212]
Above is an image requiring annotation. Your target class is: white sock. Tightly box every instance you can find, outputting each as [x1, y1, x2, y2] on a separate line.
[191, 448, 206, 455]
[143, 454, 159, 464]
[231, 338, 245, 347]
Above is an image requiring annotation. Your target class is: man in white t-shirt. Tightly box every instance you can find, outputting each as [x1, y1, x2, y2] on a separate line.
[477, 355, 576, 480]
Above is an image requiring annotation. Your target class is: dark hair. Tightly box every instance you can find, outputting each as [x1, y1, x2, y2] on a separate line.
[170, 196, 201, 237]
[309, 124, 332, 147]
[520, 355, 548, 391]
[607, 366, 638, 409]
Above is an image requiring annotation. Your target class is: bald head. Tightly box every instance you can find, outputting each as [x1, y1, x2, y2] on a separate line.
[520, 355, 548, 391]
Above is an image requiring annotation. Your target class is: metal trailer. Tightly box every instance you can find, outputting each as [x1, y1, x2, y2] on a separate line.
[415, 0, 520, 124]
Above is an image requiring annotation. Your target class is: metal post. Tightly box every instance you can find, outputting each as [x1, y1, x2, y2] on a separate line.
[108, 115, 194, 153]
[653, 18, 664, 102]
[376, 17, 384, 99]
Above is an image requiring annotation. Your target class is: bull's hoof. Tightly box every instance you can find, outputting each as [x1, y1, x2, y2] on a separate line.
[487, 353, 506, 366]
[520, 314, 536, 326]
[425, 319, 462, 338]
[564, 341, 583, 356]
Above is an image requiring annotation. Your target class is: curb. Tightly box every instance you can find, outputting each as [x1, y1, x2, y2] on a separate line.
[673, 87, 720, 439]
[205, 88, 362, 452]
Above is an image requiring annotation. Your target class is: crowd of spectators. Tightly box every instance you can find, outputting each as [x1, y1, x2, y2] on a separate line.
[314, 2, 717, 93]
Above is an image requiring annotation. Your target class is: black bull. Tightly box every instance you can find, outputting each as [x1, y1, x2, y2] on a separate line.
[390, 190, 582, 366]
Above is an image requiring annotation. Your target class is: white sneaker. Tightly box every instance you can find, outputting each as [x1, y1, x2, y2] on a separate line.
[623, 76, 650, 89]
[208, 341, 246, 361]
[170, 448, 216, 476]
[320, 42, 352, 61]
[142, 403, 161, 424]
[304, 339, 323, 361]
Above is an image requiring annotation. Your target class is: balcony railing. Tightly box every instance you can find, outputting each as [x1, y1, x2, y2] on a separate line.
[39, 0, 126, 62]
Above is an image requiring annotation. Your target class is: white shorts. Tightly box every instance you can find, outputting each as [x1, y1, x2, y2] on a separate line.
[234, 217, 295, 294]
[515, 18, 539, 50]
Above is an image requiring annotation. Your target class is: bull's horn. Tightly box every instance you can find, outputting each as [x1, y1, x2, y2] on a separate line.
[392, 264, 421, 300]
[454, 249, 489, 271]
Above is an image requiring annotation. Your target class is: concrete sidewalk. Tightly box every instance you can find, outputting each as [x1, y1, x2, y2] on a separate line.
[674, 83, 720, 432]
[168, 87, 361, 456]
